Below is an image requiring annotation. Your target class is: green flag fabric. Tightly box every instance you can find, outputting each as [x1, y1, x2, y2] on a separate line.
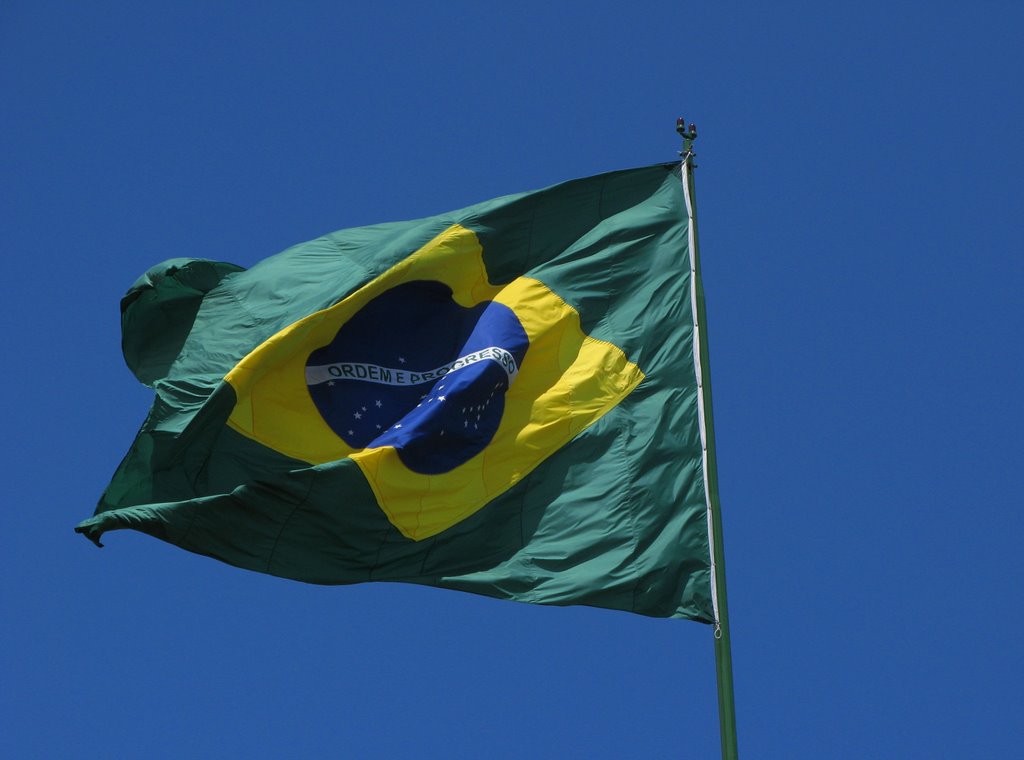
[77, 163, 718, 622]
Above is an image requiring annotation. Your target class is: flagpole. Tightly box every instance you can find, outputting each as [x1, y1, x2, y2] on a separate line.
[677, 118, 739, 760]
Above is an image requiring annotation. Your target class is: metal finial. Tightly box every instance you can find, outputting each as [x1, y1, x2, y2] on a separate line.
[676, 117, 697, 159]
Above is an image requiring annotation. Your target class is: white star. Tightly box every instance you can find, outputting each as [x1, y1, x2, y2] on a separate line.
[437, 395, 446, 401]
[347, 429, 354, 436]
[354, 412, 362, 419]
[375, 400, 382, 408]
[361, 405, 367, 411]
[395, 423, 402, 429]
[398, 357, 406, 364]
[328, 380, 335, 387]
[375, 424, 382, 430]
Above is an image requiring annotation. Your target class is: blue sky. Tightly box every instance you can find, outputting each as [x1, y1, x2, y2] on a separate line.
[3, 2, 1022, 758]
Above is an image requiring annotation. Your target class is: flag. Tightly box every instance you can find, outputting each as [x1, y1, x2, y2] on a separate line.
[77, 163, 719, 622]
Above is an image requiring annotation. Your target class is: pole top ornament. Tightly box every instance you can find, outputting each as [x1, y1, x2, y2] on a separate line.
[676, 117, 698, 159]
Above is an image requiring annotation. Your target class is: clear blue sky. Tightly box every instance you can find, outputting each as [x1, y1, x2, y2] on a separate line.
[3, 2, 1021, 758]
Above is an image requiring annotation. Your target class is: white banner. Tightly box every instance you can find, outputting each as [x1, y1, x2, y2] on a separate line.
[306, 346, 520, 387]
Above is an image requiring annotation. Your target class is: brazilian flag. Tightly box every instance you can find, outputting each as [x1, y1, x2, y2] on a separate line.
[77, 163, 719, 622]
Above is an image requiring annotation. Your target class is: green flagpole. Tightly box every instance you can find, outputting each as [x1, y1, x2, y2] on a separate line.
[677, 118, 739, 760]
